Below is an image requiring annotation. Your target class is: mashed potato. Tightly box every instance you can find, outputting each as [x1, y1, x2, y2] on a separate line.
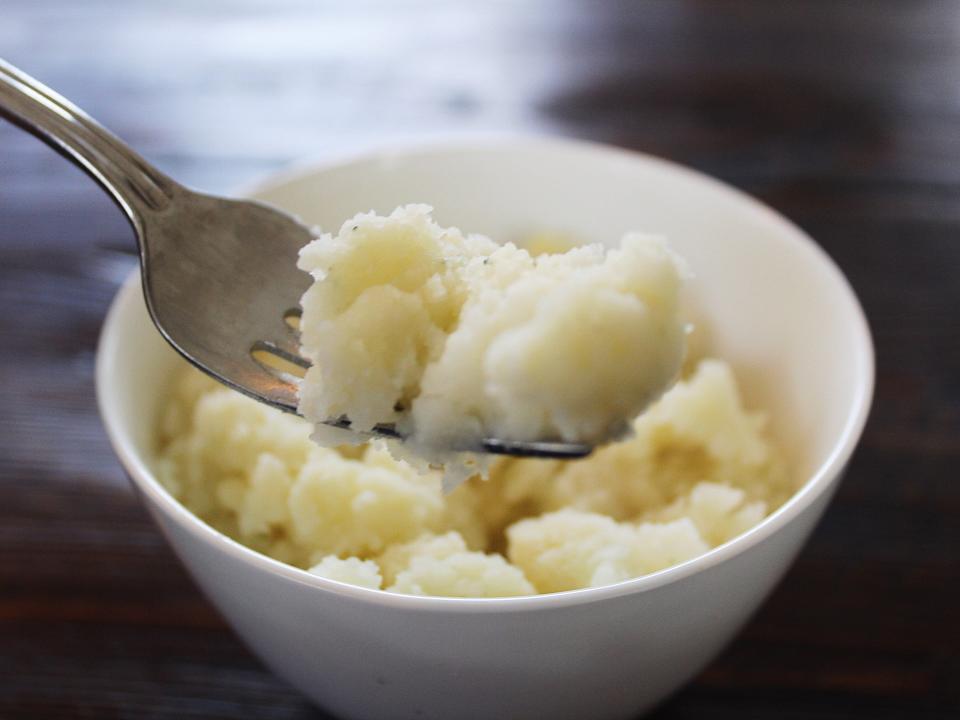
[156, 359, 792, 597]
[297, 205, 688, 487]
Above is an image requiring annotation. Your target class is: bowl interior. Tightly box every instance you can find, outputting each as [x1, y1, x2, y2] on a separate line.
[99, 137, 872, 553]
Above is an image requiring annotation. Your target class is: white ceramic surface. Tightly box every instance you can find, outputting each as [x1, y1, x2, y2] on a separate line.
[96, 136, 874, 720]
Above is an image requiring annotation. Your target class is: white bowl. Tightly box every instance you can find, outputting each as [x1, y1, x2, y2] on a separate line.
[96, 136, 873, 720]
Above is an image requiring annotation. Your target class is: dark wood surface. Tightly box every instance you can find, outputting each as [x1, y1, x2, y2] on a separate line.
[2, 1, 957, 718]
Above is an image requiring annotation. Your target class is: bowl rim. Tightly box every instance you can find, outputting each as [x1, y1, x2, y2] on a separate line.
[96, 134, 875, 614]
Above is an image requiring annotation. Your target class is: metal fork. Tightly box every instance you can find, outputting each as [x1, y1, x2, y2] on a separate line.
[0, 59, 592, 460]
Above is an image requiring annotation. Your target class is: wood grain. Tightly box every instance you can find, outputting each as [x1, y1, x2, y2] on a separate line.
[1, 1, 957, 718]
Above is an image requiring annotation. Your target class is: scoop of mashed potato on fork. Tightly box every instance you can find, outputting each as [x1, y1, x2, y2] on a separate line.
[296, 204, 690, 487]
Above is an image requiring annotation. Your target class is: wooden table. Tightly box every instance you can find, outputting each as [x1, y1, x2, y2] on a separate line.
[2, 1, 957, 717]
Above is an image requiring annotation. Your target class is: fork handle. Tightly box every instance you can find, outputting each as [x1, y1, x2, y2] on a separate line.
[0, 58, 178, 230]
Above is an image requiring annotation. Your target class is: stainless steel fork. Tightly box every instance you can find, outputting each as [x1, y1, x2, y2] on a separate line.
[0, 59, 592, 460]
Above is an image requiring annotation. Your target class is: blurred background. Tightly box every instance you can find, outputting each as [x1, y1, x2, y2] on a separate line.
[1, 1, 957, 718]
